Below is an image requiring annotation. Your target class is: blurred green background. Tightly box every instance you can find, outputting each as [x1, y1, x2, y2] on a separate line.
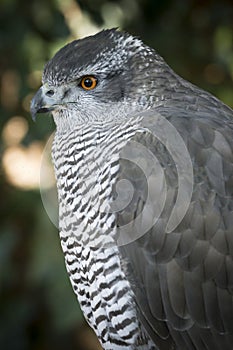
[0, 0, 232, 349]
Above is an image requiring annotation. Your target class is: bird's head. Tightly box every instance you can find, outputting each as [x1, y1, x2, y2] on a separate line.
[31, 29, 168, 130]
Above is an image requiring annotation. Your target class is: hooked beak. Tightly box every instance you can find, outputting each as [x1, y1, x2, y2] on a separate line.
[30, 87, 56, 121]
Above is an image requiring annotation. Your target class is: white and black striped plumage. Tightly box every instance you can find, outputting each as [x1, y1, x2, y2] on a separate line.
[31, 29, 233, 350]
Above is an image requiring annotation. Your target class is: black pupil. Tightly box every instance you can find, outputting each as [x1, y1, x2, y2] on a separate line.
[84, 78, 93, 87]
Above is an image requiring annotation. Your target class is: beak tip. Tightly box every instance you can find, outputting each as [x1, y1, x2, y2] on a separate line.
[30, 87, 44, 122]
[30, 93, 40, 122]
[30, 100, 37, 122]
[31, 112, 37, 122]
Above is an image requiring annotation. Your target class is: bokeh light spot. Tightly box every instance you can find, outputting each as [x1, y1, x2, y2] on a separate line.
[2, 116, 29, 146]
[22, 93, 35, 112]
[2, 142, 44, 190]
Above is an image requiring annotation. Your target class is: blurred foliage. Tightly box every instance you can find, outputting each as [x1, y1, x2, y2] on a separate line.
[0, 0, 232, 349]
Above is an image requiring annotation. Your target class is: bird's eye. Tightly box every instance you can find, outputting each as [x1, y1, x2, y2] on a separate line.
[80, 76, 97, 90]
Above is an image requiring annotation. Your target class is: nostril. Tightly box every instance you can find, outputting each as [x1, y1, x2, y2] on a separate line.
[46, 89, 54, 97]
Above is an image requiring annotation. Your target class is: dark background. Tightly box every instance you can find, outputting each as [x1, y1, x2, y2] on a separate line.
[0, 0, 232, 349]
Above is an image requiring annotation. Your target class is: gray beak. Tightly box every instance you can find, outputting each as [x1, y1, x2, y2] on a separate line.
[30, 87, 55, 121]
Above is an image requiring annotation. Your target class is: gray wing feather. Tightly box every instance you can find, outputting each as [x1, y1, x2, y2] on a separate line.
[117, 99, 233, 349]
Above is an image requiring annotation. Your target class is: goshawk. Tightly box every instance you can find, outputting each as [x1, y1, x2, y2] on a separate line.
[31, 29, 233, 350]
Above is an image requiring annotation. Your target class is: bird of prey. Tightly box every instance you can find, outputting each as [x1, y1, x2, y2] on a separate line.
[31, 29, 233, 350]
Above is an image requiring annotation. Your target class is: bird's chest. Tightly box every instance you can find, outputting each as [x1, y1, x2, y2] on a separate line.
[51, 120, 154, 348]
[52, 120, 142, 244]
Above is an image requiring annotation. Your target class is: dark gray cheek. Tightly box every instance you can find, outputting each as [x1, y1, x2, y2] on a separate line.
[96, 76, 126, 102]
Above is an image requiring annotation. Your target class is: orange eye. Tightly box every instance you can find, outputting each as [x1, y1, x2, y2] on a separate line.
[80, 76, 97, 90]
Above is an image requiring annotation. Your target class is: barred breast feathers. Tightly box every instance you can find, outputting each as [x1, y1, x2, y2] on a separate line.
[52, 117, 155, 349]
